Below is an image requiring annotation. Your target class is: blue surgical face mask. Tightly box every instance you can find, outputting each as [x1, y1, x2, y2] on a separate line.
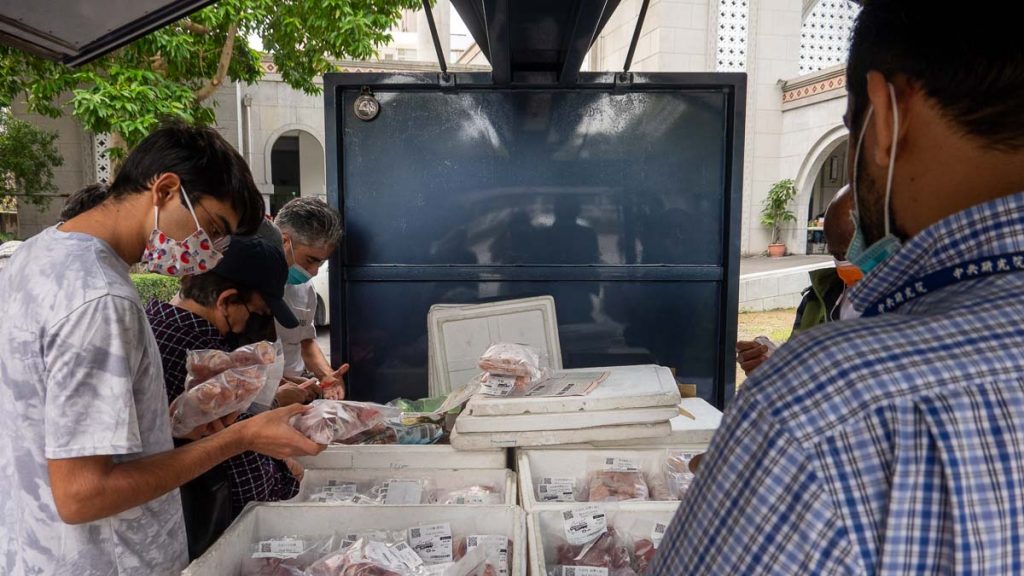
[286, 240, 313, 285]
[845, 83, 903, 276]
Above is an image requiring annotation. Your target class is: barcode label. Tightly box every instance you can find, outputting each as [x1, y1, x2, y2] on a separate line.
[652, 522, 668, 548]
[252, 538, 305, 559]
[603, 457, 640, 472]
[562, 505, 607, 545]
[560, 567, 609, 576]
[408, 523, 453, 564]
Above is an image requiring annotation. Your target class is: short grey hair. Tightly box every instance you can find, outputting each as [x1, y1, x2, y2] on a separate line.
[274, 197, 343, 249]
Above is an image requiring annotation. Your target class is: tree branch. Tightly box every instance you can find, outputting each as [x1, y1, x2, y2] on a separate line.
[194, 22, 238, 103]
[181, 19, 210, 35]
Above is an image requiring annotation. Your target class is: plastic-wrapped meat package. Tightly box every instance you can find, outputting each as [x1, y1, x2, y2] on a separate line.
[240, 534, 336, 576]
[553, 528, 633, 574]
[170, 341, 279, 437]
[290, 400, 398, 445]
[437, 485, 502, 505]
[664, 451, 698, 500]
[586, 471, 650, 502]
[453, 536, 511, 576]
[477, 343, 543, 386]
[305, 539, 412, 576]
[633, 539, 656, 575]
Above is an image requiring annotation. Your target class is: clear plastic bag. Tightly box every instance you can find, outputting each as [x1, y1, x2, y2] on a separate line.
[664, 450, 698, 500]
[535, 477, 579, 503]
[453, 536, 511, 576]
[306, 538, 420, 576]
[290, 400, 399, 445]
[240, 533, 336, 576]
[170, 341, 280, 436]
[476, 343, 545, 397]
[437, 485, 503, 505]
[621, 519, 670, 576]
[552, 527, 633, 574]
[584, 457, 650, 502]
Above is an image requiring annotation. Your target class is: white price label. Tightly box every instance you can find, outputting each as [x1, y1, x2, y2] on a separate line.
[603, 457, 640, 472]
[538, 483, 576, 502]
[652, 522, 668, 548]
[252, 538, 305, 559]
[481, 374, 518, 396]
[392, 541, 425, 570]
[382, 480, 424, 505]
[408, 523, 454, 564]
[560, 567, 609, 576]
[365, 541, 404, 570]
[454, 493, 490, 504]
[467, 535, 509, 576]
[562, 505, 608, 546]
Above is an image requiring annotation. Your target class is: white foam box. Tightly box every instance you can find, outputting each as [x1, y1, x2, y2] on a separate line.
[560, 398, 722, 448]
[449, 421, 672, 451]
[517, 448, 705, 512]
[428, 296, 563, 396]
[290, 467, 517, 505]
[296, 444, 508, 470]
[183, 504, 527, 576]
[463, 365, 681, 418]
[528, 502, 681, 576]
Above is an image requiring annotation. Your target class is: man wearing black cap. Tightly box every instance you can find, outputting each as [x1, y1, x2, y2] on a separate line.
[144, 234, 315, 558]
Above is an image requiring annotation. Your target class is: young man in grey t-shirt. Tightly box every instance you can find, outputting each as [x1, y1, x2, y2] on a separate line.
[0, 123, 323, 576]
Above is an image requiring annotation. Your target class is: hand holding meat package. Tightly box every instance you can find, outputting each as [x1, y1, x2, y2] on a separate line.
[476, 343, 546, 397]
[289, 400, 400, 445]
[240, 523, 511, 576]
[170, 341, 281, 437]
[549, 508, 668, 576]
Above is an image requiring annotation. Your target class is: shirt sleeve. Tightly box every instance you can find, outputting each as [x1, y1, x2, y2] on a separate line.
[648, 394, 861, 575]
[221, 413, 300, 514]
[43, 295, 148, 459]
[277, 284, 317, 345]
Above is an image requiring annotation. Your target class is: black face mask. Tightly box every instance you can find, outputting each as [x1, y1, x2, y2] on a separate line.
[225, 312, 276, 348]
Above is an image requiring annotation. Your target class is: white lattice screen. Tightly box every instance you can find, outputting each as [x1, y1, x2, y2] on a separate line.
[799, 0, 859, 75]
[93, 133, 112, 184]
[716, 0, 749, 72]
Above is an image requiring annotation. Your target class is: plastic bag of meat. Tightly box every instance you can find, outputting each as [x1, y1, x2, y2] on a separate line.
[621, 518, 670, 576]
[664, 450, 698, 500]
[170, 341, 280, 437]
[476, 343, 546, 396]
[289, 400, 399, 445]
[453, 535, 512, 576]
[240, 533, 336, 576]
[551, 527, 634, 576]
[583, 456, 650, 502]
[437, 485, 503, 505]
[305, 538, 421, 576]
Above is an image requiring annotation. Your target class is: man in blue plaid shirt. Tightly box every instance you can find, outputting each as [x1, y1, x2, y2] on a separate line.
[652, 1, 1024, 574]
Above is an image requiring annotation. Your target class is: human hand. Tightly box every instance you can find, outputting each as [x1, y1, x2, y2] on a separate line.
[736, 340, 772, 376]
[236, 404, 325, 458]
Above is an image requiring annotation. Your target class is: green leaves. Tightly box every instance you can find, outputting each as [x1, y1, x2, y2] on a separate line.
[0, 0, 419, 147]
[761, 179, 798, 245]
[0, 110, 63, 207]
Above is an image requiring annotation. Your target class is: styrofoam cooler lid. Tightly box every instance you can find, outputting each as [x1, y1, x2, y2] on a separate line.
[427, 296, 562, 397]
[449, 421, 672, 450]
[295, 444, 508, 470]
[455, 405, 679, 433]
[559, 398, 723, 448]
[464, 364, 681, 417]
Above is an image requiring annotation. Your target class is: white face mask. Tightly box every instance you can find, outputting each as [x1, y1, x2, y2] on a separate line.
[845, 83, 903, 276]
[141, 186, 225, 277]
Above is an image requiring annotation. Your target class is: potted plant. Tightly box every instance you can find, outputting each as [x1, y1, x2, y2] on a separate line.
[761, 179, 798, 257]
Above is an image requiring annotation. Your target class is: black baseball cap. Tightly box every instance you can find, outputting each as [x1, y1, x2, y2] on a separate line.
[212, 234, 300, 329]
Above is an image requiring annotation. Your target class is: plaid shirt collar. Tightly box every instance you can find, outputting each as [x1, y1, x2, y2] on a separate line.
[144, 300, 222, 344]
[847, 190, 1024, 314]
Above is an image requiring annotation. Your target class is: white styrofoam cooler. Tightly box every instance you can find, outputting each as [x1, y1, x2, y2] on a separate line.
[450, 421, 672, 451]
[517, 448, 705, 511]
[428, 296, 563, 396]
[455, 405, 679, 433]
[295, 444, 507, 470]
[290, 468, 517, 505]
[528, 502, 681, 576]
[463, 365, 681, 417]
[183, 504, 527, 576]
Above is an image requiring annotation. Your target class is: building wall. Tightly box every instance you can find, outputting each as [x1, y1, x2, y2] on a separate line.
[593, 0, 714, 73]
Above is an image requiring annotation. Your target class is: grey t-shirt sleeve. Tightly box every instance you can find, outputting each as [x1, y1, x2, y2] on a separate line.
[43, 295, 146, 459]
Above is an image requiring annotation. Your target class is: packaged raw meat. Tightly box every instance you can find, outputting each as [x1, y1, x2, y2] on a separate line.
[620, 518, 669, 575]
[553, 527, 632, 572]
[535, 477, 579, 503]
[664, 450, 698, 500]
[477, 343, 544, 384]
[305, 538, 420, 576]
[437, 485, 502, 505]
[290, 400, 399, 445]
[170, 341, 281, 437]
[586, 471, 649, 503]
[240, 533, 336, 576]
[453, 535, 511, 576]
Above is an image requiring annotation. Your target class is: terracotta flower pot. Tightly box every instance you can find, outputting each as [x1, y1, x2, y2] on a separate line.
[768, 243, 786, 257]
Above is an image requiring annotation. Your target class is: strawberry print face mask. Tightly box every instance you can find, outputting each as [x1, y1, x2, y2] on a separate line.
[142, 186, 225, 277]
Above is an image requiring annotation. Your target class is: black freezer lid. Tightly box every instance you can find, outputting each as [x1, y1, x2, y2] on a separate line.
[0, 0, 216, 66]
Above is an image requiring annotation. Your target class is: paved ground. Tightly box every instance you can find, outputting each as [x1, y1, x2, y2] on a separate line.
[739, 255, 832, 276]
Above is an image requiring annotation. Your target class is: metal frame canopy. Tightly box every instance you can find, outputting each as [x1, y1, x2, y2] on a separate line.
[0, 0, 216, 66]
[324, 71, 746, 409]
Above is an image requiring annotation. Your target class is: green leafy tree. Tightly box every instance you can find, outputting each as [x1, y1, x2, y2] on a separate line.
[760, 178, 798, 245]
[0, 0, 422, 152]
[0, 109, 63, 207]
